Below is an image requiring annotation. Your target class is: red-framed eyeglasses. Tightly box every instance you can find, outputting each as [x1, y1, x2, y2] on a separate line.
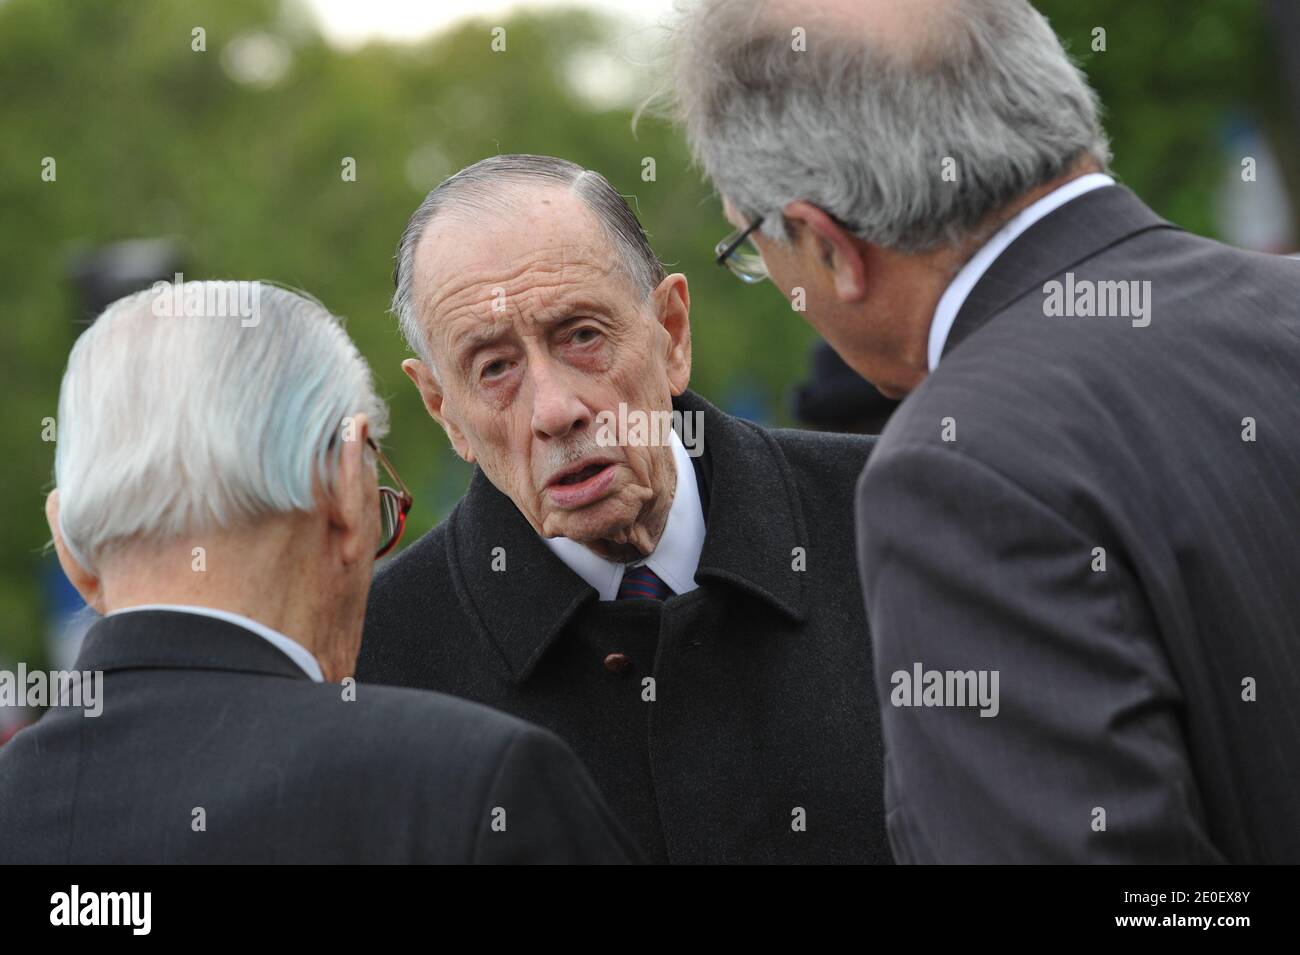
[369, 437, 413, 558]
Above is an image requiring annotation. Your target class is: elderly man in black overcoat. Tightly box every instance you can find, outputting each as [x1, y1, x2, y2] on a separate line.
[357, 154, 888, 864]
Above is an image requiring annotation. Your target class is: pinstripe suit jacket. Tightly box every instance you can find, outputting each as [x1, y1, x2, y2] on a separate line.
[858, 185, 1300, 863]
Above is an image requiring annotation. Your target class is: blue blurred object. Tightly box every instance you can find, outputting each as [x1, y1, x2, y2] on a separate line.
[721, 381, 772, 426]
[43, 556, 95, 672]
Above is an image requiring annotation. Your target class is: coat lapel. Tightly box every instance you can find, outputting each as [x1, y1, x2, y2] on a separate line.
[944, 185, 1178, 361]
[448, 389, 811, 685]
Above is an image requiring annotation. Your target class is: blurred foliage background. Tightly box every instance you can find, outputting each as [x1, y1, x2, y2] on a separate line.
[1, 0, 1297, 669]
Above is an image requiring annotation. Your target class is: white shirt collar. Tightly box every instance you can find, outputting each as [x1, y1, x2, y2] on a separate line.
[105, 603, 325, 682]
[542, 427, 705, 601]
[928, 173, 1116, 371]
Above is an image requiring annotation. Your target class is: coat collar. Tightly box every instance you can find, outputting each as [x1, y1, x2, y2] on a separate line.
[943, 185, 1178, 361]
[74, 609, 312, 681]
[447, 389, 809, 685]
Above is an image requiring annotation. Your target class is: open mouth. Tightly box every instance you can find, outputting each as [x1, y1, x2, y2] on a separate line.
[545, 459, 619, 508]
[555, 463, 609, 486]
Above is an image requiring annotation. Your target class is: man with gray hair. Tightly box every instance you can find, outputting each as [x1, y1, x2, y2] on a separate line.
[358, 154, 893, 864]
[666, 0, 1300, 862]
[0, 281, 638, 864]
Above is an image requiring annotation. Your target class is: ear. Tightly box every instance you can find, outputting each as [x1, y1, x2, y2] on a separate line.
[781, 200, 869, 304]
[45, 489, 105, 613]
[329, 412, 376, 567]
[402, 358, 476, 464]
[651, 273, 692, 395]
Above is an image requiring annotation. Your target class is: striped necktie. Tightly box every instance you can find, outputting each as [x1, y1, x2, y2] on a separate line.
[617, 565, 673, 601]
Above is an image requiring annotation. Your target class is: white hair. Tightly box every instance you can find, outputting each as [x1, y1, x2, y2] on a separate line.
[664, 0, 1111, 251]
[54, 281, 389, 573]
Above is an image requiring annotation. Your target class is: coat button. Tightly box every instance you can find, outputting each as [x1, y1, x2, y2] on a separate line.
[603, 652, 631, 674]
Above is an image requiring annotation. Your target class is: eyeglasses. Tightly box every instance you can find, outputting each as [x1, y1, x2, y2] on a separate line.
[715, 215, 769, 284]
[369, 437, 413, 558]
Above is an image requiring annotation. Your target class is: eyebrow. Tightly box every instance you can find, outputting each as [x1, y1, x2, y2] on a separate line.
[451, 325, 508, 378]
[450, 299, 615, 374]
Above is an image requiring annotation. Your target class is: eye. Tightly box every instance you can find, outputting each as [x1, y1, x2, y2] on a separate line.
[481, 358, 512, 380]
[570, 326, 601, 345]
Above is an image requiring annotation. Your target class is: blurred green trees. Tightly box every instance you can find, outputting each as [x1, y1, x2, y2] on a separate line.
[1, 0, 1294, 666]
[1037, 0, 1297, 235]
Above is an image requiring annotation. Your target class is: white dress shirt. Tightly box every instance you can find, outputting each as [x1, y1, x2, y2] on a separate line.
[543, 427, 706, 601]
[928, 173, 1116, 370]
[106, 603, 325, 682]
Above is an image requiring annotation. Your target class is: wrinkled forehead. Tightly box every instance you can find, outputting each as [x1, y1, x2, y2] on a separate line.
[410, 186, 632, 333]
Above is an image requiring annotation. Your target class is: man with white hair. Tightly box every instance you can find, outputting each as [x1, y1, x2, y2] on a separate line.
[665, 0, 1300, 863]
[0, 281, 639, 864]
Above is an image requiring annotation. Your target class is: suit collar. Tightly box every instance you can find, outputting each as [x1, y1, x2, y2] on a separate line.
[74, 609, 312, 681]
[106, 603, 324, 681]
[928, 173, 1115, 370]
[447, 389, 808, 685]
[942, 184, 1178, 362]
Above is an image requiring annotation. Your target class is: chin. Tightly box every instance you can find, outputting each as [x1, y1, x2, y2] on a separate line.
[546, 497, 635, 544]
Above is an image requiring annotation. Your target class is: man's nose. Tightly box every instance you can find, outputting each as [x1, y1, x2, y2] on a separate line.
[529, 361, 591, 440]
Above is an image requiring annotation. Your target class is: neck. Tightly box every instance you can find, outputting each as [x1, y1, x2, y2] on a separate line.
[873, 157, 1104, 397]
[98, 529, 361, 682]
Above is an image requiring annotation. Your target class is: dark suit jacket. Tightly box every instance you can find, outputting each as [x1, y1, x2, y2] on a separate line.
[359, 390, 889, 864]
[857, 184, 1300, 863]
[0, 610, 639, 863]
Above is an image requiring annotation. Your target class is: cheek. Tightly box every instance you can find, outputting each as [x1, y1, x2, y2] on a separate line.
[623, 443, 654, 481]
[622, 443, 672, 499]
[463, 410, 532, 481]
[607, 328, 672, 404]
[773, 263, 844, 335]
[761, 240, 823, 303]
[773, 257, 816, 303]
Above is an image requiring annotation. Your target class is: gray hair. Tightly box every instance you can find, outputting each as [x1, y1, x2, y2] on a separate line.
[664, 0, 1111, 252]
[392, 154, 666, 373]
[55, 281, 389, 573]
